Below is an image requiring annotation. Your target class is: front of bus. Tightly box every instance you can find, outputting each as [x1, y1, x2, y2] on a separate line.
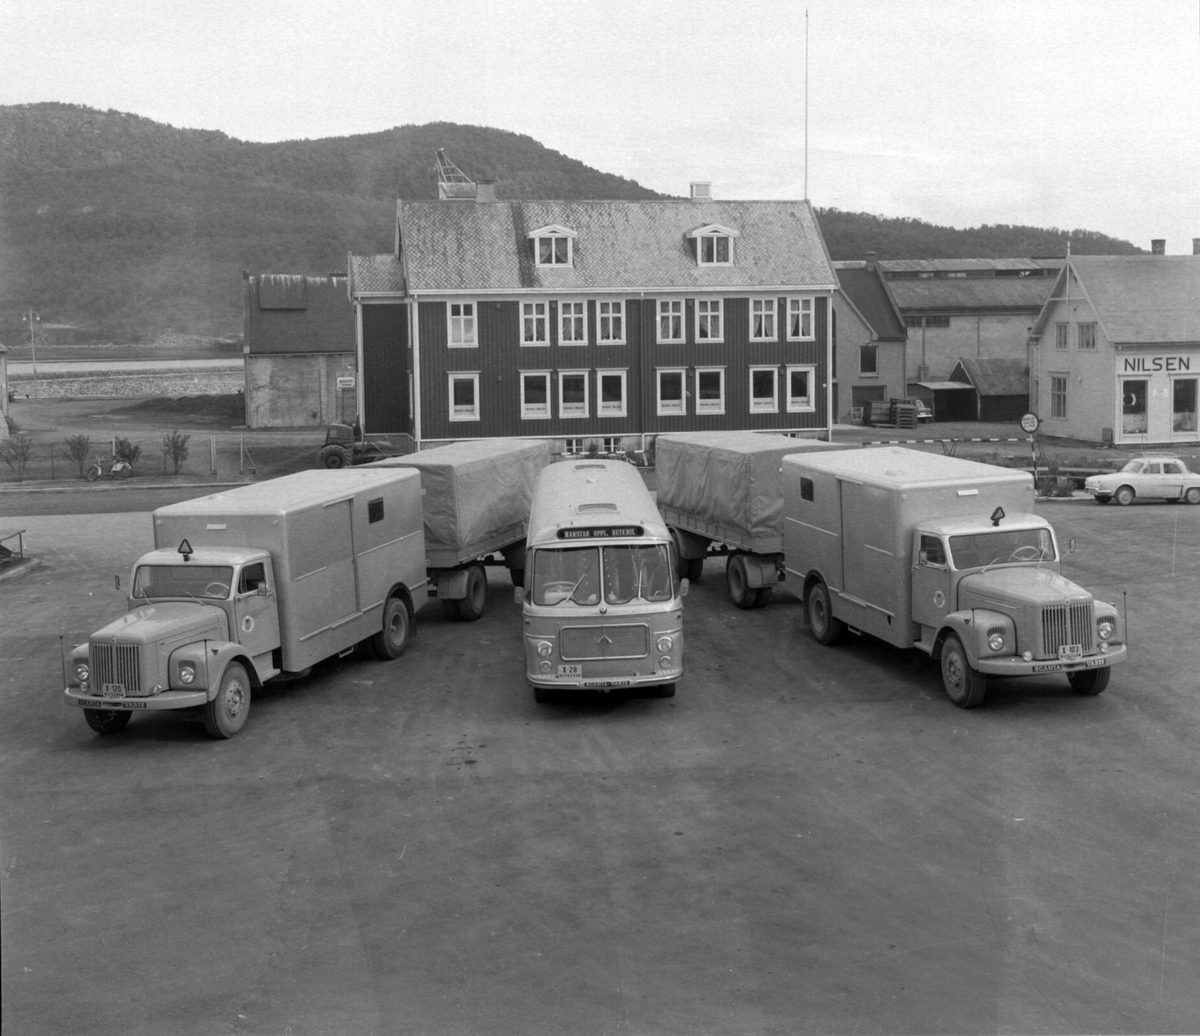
[522, 531, 684, 700]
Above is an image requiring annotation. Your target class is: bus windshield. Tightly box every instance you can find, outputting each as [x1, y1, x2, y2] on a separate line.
[532, 544, 673, 606]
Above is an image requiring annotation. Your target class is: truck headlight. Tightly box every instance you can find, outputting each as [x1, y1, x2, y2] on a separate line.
[536, 641, 553, 658]
[179, 662, 196, 684]
[539, 660, 552, 674]
[75, 662, 89, 682]
[987, 632, 1005, 653]
[1097, 619, 1114, 641]
[656, 636, 673, 653]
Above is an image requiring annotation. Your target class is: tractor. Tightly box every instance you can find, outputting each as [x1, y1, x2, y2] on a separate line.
[315, 423, 405, 468]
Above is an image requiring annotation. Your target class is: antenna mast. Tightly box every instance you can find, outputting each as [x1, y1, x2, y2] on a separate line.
[436, 149, 476, 200]
[804, 8, 809, 200]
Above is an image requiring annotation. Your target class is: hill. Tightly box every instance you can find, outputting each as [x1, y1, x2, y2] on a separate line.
[0, 103, 1144, 344]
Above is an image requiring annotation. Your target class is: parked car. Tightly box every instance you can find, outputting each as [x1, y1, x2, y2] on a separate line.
[1084, 454, 1200, 505]
[913, 399, 934, 423]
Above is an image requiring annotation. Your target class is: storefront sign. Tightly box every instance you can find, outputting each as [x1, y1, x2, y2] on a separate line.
[1121, 357, 1192, 373]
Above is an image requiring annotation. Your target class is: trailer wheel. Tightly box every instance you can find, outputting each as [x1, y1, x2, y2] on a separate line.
[509, 568, 525, 588]
[1068, 667, 1110, 695]
[806, 581, 845, 645]
[753, 587, 773, 608]
[317, 444, 351, 469]
[373, 597, 410, 659]
[456, 563, 487, 621]
[726, 555, 756, 610]
[684, 556, 704, 582]
[940, 634, 986, 708]
[83, 708, 132, 734]
[204, 662, 251, 738]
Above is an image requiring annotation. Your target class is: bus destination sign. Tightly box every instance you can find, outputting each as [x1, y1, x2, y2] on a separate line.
[558, 525, 644, 540]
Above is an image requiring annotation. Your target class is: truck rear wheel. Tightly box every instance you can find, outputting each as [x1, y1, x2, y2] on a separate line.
[204, 662, 251, 738]
[1068, 667, 1110, 695]
[373, 597, 410, 659]
[317, 444, 351, 469]
[456, 563, 487, 621]
[84, 708, 132, 734]
[726, 555, 756, 610]
[807, 581, 844, 645]
[940, 634, 986, 708]
[754, 587, 773, 608]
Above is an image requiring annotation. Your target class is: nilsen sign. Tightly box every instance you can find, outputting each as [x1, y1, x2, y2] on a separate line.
[1122, 356, 1192, 373]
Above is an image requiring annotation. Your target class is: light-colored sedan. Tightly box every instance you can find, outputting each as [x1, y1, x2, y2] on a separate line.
[1084, 454, 1200, 505]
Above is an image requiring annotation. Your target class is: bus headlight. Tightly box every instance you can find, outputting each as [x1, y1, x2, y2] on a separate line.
[988, 632, 1005, 653]
[656, 636, 673, 653]
[539, 660, 552, 674]
[1097, 619, 1115, 641]
[179, 662, 196, 685]
[536, 641, 553, 658]
[659, 655, 673, 669]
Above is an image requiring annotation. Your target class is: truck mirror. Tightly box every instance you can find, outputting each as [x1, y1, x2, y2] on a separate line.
[1067, 537, 1076, 556]
[114, 574, 121, 591]
[680, 578, 689, 597]
[257, 583, 268, 596]
[513, 586, 524, 605]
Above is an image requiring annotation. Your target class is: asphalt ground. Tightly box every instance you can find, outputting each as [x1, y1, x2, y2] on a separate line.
[2, 499, 1199, 1035]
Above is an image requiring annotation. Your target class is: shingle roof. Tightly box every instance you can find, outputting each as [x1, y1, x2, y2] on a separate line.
[880, 258, 1063, 274]
[349, 254, 404, 295]
[392, 199, 836, 294]
[1067, 256, 1200, 344]
[951, 357, 1028, 396]
[885, 276, 1056, 311]
[835, 266, 906, 339]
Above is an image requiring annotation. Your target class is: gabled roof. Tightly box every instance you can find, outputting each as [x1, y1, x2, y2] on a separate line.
[388, 199, 835, 294]
[349, 253, 404, 295]
[880, 258, 1063, 274]
[1031, 256, 1200, 344]
[950, 357, 1028, 396]
[885, 275, 1056, 312]
[833, 264, 906, 340]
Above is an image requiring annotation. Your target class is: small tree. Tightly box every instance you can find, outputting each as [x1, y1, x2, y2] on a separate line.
[114, 436, 142, 467]
[62, 434, 92, 478]
[161, 430, 190, 475]
[0, 433, 35, 479]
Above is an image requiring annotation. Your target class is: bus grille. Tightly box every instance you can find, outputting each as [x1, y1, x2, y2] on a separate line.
[90, 641, 143, 695]
[1041, 603, 1093, 655]
[561, 624, 648, 661]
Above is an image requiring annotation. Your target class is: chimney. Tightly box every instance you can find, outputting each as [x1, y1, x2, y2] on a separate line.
[690, 182, 712, 202]
[1151, 239, 1166, 255]
[866, 251, 877, 271]
[475, 180, 496, 203]
[1193, 238, 1200, 255]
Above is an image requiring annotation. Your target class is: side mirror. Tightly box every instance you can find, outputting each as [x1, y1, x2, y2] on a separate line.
[257, 584, 268, 596]
[513, 587, 525, 605]
[1067, 537, 1076, 556]
[680, 578, 689, 598]
[114, 575, 121, 591]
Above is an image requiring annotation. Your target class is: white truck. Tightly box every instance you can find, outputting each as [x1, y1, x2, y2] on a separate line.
[64, 468, 426, 737]
[783, 447, 1128, 708]
[370, 438, 552, 620]
[655, 431, 850, 608]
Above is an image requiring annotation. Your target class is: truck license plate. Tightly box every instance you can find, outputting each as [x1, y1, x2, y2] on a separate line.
[557, 665, 582, 678]
[101, 683, 126, 699]
[1058, 644, 1083, 662]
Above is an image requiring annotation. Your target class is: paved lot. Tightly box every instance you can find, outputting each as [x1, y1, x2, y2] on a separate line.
[2, 502, 1199, 1035]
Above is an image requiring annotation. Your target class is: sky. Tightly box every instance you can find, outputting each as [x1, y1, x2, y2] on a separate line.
[3, 0, 1198, 253]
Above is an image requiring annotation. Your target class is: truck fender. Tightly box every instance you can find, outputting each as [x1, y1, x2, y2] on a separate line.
[200, 642, 265, 699]
[738, 552, 784, 589]
[384, 583, 417, 636]
[670, 527, 711, 561]
[436, 568, 470, 602]
[933, 610, 1014, 665]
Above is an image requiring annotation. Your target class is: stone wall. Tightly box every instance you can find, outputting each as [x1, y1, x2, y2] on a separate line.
[7, 366, 243, 399]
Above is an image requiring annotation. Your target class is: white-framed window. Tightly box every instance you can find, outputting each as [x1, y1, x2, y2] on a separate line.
[859, 344, 878, 375]
[1055, 322, 1069, 350]
[521, 371, 551, 419]
[1078, 323, 1097, 350]
[559, 300, 587, 345]
[448, 301, 477, 347]
[528, 224, 577, 267]
[1051, 373, 1068, 419]
[787, 297, 814, 341]
[558, 370, 589, 419]
[658, 299, 684, 343]
[522, 301, 548, 345]
[657, 368, 686, 415]
[597, 369, 628, 418]
[786, 364, 817, 412]
[448, 372, 480, 422]
[749, 366, 778, 413]
[698, 233, 732, 265]
[564, 438, 584, 455]
[695, 367, 725, 415]
[696, 299, 723, 342]
[750, 299, 777, 341]
[598, 300, 625, 344]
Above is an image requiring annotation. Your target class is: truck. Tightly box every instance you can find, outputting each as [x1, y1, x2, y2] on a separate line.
[782, 447, 1127, 708]
[655, 431, 851, 608]
[63, 468, 426, 738]
[369, 438, 553, 620]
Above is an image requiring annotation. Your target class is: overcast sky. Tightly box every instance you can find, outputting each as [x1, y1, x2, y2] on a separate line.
[4, 0, 1198, 254]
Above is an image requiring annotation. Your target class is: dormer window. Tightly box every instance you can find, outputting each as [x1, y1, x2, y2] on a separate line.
[529, 224, 577, 267]
[686, 224, 739, 266]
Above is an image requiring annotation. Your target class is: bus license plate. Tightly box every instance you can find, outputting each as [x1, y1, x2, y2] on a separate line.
[1058, 644, 1082, 662]
[101, 683, 126, 698]
[557, 665, 582, 678]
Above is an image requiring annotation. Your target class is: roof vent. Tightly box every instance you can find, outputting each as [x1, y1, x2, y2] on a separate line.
[690, 182, 712, 201]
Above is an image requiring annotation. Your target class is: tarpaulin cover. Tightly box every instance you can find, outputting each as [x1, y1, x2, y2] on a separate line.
[381, 439, 553, 561]
[655, 431, 848, 552]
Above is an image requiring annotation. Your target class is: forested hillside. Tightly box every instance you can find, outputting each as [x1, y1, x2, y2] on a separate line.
[0, 103, 1143, 345]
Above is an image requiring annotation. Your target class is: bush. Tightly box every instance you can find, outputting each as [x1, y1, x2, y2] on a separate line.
[161, 430, 191, 475]
[114, 437, 142, 466]
[0, 433, 34, 478]
[62, 434, 92, 478]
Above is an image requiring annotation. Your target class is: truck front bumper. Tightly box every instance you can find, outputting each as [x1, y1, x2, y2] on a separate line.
[64, 688, 210, 711]
[528, 665, 683, 692]
[975, 643, 1127, 677]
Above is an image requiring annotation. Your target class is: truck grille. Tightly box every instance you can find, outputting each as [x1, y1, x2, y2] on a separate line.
[561, 624, 648, 661]
[90, 641, 143, 695]
[1041, 603, 1094, 655]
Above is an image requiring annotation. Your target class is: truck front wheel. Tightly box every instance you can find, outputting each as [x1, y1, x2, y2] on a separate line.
[940, 634, 986, 708]
[204, 663, 251, 738]
[374, 597, 410, 659]
[317, 444, 351, 469]
[807, 581, 845, 645]
[726, 555, 756, 610]
[1068, 667, 1110, 695]
[456, 564, 487, 621]
[84, 708, 132, 734]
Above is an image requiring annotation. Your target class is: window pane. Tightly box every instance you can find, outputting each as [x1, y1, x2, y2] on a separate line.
[539, 239, 552, 264]
[661, 373, 682, 401]
[452, 379, 474, 406]
[715, 237, 729, 262]
[524, 375, 547, 405]
[562, 375, 585, 403]
[752, 369, 775, 398]
[698, 372, 721, 399]
[554, 238, 568, 263]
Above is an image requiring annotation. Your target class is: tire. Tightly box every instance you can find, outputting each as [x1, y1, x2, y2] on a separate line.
[456, 564, 487, 622]
[1068, 667, 1110, 695]
[317, 445, 351, 469]
[441, 599, 461, 621]
[113, 462, 131, 480]
[684, 556, 705, 582]
[85, 465, 101, 482]
[510, 568, 524, 589]
[654, 682, 677, 698]
[373, 597, 410, 659]
[533, 685, 554, 704]
[753, 587, 773, 608]
[84, 708, 132, 734]
[204, 662, 251, 739]
[1094, 495, 1111, 505]
[940, 634, 987, 708]
[726, 555, 756, 610]
[1114, 485, 1135, 506]
[1185, 487, 1200, 505]
[806, 581, 844, 645]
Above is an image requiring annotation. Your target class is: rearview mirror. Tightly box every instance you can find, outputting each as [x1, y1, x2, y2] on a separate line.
[114, 575, 121, 591]
[680, 578, 689, 597]
[513, 587, 524, 605]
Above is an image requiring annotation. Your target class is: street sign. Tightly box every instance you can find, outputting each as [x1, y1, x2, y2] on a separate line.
[1020, 412, 1040, 434]
[336, 376, 356, 390]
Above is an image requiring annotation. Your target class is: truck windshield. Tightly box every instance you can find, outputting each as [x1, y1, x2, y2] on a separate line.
[531, 545, 673, 606]
[948, 528, 1055, 570]
[132, 565, 234, 600]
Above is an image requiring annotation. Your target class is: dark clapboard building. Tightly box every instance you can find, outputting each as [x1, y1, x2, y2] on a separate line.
[347, 179, 837, 448]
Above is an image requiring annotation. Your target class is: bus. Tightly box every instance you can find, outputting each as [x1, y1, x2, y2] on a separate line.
[517, 460, 686, 703]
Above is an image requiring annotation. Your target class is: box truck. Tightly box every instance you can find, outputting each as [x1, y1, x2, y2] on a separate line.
[370, 438, 553, 620]
[64, 468, 426, 737]
[783, 447, 1127, 707]
[655, 431, 850, 608]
